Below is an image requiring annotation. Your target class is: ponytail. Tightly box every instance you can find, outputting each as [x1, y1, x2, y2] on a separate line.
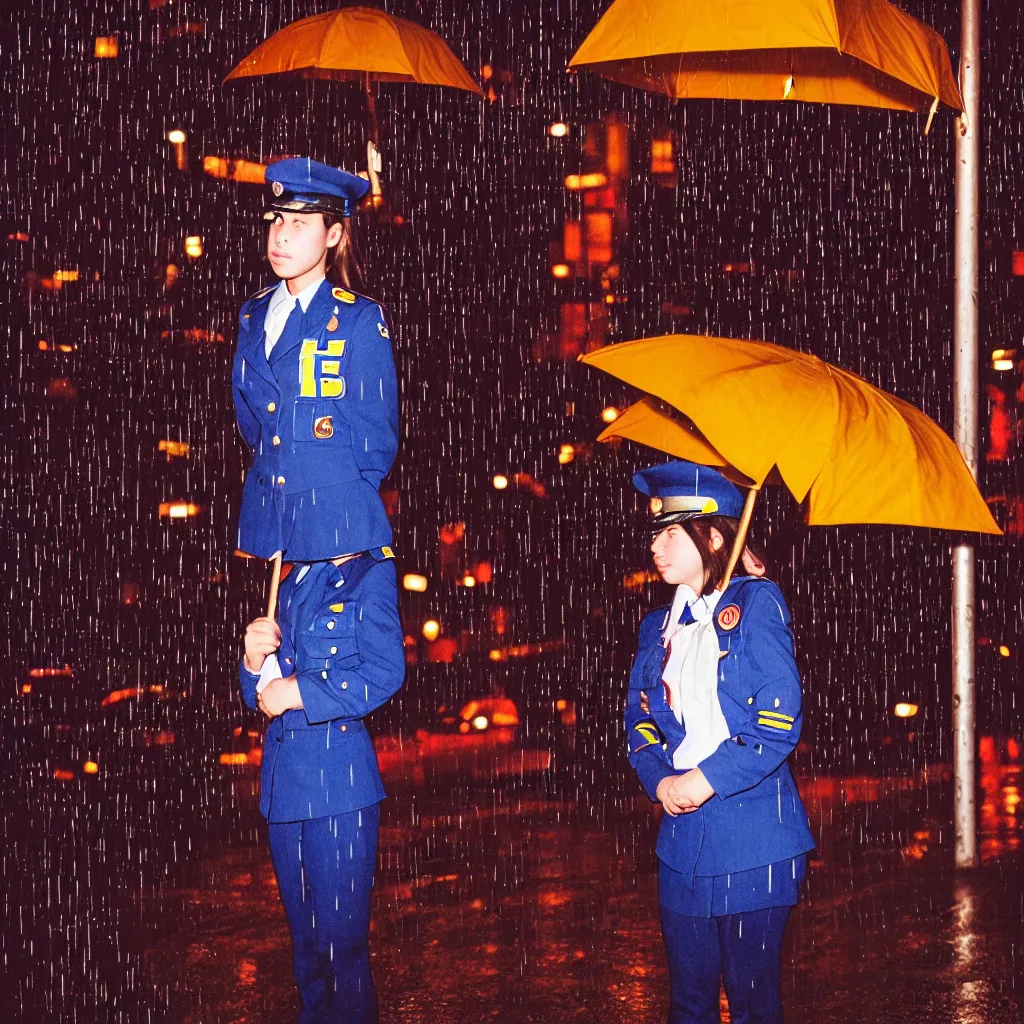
[323, 215, 365, 294]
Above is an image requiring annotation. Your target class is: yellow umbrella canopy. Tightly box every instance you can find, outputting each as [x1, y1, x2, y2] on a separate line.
[582, 334, 1001, 535]
[569, 0, 963, 125]
[225, 6, 481, 177]
[225, 7, 481, 93]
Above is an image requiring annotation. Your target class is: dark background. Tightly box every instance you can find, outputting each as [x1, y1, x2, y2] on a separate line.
[3, 0, 1023, 785]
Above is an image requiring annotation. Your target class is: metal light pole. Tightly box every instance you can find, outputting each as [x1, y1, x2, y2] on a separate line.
[952, 0, 981, 870]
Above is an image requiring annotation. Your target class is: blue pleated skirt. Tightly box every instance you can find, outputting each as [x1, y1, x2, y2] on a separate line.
[659, 854, 807, 919]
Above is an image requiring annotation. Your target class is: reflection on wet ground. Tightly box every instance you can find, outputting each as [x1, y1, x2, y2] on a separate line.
[5, 759, 1023, 1022]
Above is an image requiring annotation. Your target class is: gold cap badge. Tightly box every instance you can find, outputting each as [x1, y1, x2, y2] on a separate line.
[649, 497, 663, 514]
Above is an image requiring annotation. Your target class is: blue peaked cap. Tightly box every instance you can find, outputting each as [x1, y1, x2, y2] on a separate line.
[633, 460, 745, 529]
[264, 157, 370, 219]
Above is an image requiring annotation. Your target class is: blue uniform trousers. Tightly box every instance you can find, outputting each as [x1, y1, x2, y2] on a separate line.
[660, 904, 790, 1024]
[268, 804, 380, 1024]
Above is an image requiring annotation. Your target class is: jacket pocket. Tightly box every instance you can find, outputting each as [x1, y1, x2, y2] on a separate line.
[304, 603, 361, 668]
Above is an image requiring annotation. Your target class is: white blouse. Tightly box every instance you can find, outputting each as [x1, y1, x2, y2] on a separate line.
[662, 584, 731, 770]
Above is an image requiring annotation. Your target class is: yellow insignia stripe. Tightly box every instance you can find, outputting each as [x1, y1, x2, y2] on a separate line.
[758, 710, 795, 722]
[634, 723, 660, 744]
[757, 718, 793, 731]
[330, 603, 345, 612]
[381, 546, 394, 559]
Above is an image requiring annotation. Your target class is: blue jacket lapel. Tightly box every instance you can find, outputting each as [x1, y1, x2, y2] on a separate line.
[271, 279, 334, 365]
[239, 289, 276, 385]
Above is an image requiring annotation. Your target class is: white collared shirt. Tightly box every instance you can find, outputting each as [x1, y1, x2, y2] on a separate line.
[264, 275, 325, 358]
[662, 584, 731, 770]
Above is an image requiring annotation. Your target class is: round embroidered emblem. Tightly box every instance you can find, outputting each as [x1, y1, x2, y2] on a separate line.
[271, 181, 284, 196]
[717, 604, 741, 631]
[313, 416, 334, 439]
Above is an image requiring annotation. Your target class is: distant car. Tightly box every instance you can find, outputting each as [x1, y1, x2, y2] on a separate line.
[12, 671, 102, 786]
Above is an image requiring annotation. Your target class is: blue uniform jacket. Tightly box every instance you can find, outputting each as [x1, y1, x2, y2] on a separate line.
[239, 549, 405, 823]
[232, 279, 399, 562]
[625, 577, 815, 882]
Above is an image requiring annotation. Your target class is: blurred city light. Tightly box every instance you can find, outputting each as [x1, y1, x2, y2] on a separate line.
[547, 122, 570, 138]
[601, 406, 620, 423]
[21, 684, 31, 694]
[53, 270, 79, 282]
[492, 474, 509, 490]
[564, 172, 608, 190]
[403, 573, 429, 592]
[53, 770, 75, 782]
[1013, 251, 1024, 276]
[82, 761, 99, 775]
[558, 443, 575, 465]
[551, 263, 570, 279]
[203, 156, 267, 184]
[471, 715, 489, 731]
[999, 645, 1011, 657]
[159, 501, 202, 519]
[184, 235, 203, 258]
[894, 702, 919, 718]
[167, 129, 187, 144]
[422, 619, 441, 641]
[462, 574, 476, 588]
[651, 136, 675, 177]
[94, 36, 119, 58]
[29, 666, 73, 678]
[992, 349, 1016, 371]
[7, 231, 30, 242]
[37, 341, 48, 351]
[218, 752, 250, 766]
[158, 439, 190, 459]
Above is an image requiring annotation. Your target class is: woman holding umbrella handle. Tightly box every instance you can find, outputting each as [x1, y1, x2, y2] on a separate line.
[625, 461, 814, 1024]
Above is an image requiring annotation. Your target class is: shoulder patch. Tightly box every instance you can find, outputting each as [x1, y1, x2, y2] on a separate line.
[332, 287, 357, 304]
[717, 604, 741, 631]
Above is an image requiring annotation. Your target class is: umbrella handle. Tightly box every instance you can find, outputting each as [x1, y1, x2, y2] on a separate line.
[266, 551, 283, 620]
[718, 485, 760, 593]
[364, 73, 379, 147]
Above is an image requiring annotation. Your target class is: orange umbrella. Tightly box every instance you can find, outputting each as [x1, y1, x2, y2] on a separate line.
[569, 0, 963, 132]
[225, 7, 481, 193]
[582, 334, 1001, 586]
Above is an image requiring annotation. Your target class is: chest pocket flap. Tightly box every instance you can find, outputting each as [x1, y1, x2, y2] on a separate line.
[304, 602, 360, 667]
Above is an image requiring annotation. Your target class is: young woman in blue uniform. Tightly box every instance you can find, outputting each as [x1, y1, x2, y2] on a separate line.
[233, 158, 404, 1023]
[242, 548, 404, 1024]
[232, 157, 399, 563]
[625, 461, 815, 1024]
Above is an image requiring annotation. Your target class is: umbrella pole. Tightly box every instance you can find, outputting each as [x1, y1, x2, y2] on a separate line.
[718, 484, 760, 593]
[266, 551, 283, 621]
[364, 75, 383, 200]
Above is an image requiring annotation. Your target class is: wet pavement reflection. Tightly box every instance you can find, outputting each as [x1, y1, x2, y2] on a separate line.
[9, 753, 1018, 1023]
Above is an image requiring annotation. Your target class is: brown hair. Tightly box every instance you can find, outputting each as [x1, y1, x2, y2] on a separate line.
[683, 516, 766, 596]
[322, 214, 364, 293]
